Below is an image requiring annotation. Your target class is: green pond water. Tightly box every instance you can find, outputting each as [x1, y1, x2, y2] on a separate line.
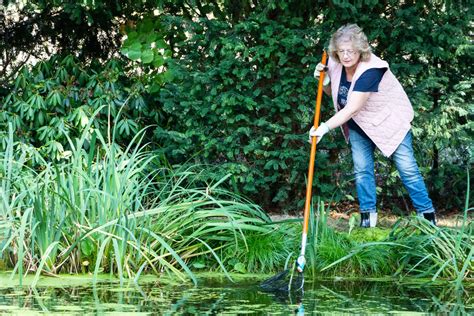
[0, 272, 472, 315]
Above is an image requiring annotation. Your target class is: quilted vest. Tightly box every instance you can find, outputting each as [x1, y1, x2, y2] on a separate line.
[327, 54, 414, 157]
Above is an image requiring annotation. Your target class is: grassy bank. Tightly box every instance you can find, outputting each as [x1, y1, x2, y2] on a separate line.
[1, 119, 472, 290]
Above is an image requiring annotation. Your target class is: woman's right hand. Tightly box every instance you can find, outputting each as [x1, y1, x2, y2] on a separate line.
[308, 122, 330, 144]
[313, 63, 330, 86]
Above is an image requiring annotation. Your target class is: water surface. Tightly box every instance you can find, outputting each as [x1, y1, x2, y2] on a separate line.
[0, 273, 472, 314]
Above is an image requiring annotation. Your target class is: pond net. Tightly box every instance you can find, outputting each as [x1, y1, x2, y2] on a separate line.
[259, 269, 304, 292]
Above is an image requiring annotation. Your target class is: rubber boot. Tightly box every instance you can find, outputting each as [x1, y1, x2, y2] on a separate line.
[420, 212, 436, 226]
[360, 212, 377, 228]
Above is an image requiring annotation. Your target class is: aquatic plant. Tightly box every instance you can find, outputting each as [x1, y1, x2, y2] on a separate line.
[0, 116, 272, 286]
[389, 217, 473, 283]
[303, 200, 398, 277]
[302, 190, 472, 287]
[1, 110, 471, 288]
[222, 222, 298, 273]
[387, 172, 473, 290]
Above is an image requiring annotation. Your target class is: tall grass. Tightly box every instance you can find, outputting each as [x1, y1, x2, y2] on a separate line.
[389, 215, 473, 284]
[299, 193, 472, 289]
[1, 111, 471, 288]
[388, 171, 472, 289]
[222, 223, 298, 273]
[304, 198, 399, 278]
[0, 119, 273, 286]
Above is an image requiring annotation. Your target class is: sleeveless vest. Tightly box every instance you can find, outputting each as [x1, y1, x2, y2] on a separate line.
[327, 53, 414, 157]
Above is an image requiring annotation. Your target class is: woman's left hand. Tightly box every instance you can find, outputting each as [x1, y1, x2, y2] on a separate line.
[314, 63, 330, 86]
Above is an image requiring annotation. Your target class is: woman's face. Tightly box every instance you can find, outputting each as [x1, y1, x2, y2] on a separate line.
[337, 41, 360, 69]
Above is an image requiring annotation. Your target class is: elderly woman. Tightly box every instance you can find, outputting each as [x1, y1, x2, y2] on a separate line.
[310, 24, 436, 227]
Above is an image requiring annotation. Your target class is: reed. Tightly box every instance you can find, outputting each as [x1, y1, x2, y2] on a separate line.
[387, 172, 473, 290]
[0, 118, 272, 286]
[303, 190, 472, 287]
[389, 216, 473, 285]
[222, 222, 298, 273]
[304, 199, 399, 277]
[1, 113, 471, 287]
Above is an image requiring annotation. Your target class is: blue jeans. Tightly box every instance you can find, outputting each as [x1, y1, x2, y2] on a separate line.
[349, 128, 435, 214]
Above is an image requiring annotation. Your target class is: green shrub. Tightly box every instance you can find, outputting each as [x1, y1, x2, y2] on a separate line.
[2, 1, 471, 213]
[156, 13, 345, 211]
[153, 2, 471, 212]
[0, 55, 155, 163]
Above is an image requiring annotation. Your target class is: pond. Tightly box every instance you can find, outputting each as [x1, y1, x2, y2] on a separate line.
[0, 272, 472, 314]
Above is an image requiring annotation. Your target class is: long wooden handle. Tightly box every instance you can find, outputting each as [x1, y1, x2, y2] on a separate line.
[301, 51, 328, 253]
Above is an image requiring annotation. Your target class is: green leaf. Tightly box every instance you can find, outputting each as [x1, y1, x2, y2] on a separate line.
[192, 262, 206, 269]
[81, 239, 94, 257]
[127, 42, 142, 61]
[152, 55, 165, 67]
[234, 262, 247, 273]
[141, 50, 154, 63]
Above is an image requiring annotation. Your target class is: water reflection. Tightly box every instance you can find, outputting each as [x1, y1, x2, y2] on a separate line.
[269, 279, 473, 315]
[0, 276, 472, 314]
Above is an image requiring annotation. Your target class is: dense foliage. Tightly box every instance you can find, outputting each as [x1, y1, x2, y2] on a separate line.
[1, 56, 147, 161]
[1, 0, 472, 213]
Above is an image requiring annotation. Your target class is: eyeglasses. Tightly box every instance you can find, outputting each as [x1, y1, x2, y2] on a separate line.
[337, 49, 359, 57]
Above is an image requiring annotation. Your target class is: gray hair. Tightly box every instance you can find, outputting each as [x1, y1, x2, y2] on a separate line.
[328, 24, 372, 63]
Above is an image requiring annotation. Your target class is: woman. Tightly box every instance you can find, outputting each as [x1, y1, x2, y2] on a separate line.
[310, 24, 436, 227]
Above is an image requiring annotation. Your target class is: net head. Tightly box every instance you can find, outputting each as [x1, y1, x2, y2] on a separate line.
[260, 270, 304, 292]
